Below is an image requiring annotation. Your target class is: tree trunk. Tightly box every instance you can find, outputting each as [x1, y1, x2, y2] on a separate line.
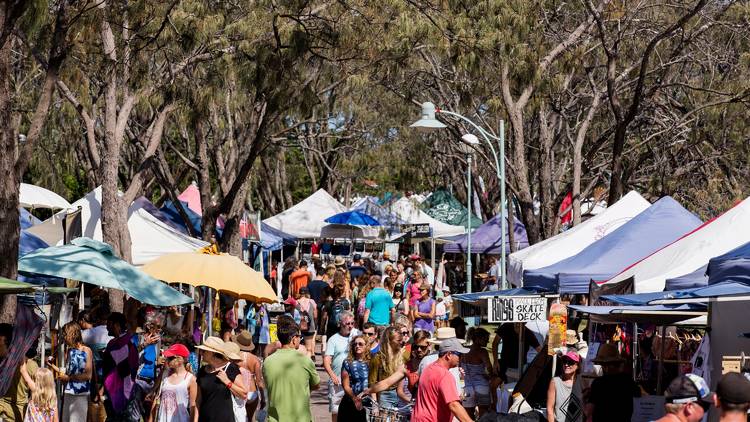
[0, 36, 18, 322]
[538, 104, 556, 239]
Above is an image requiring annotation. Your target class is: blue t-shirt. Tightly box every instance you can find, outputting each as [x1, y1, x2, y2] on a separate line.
[342, 359, 369, 395]
[365, 287, 394, 325]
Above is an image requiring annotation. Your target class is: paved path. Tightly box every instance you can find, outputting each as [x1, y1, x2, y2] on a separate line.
[311, 354, 332, 422]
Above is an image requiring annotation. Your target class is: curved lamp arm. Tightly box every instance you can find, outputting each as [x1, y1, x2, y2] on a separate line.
[437, 110, 501, 177]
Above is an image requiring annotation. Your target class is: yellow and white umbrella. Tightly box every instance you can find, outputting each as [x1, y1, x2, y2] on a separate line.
[141, 251, 277, 303]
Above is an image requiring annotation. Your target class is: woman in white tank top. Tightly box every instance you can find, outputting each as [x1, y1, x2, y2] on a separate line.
[148, 344, 197, 422]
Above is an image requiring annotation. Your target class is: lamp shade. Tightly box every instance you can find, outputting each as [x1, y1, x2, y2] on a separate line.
[460, 133, 480, 154]
[410, 102, 447, 130]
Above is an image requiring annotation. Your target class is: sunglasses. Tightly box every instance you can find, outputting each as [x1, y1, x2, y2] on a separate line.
[364, 332, 376, 337]
[354, 342, 367, 347]
[562, 359, 578, 366]
[343, 321, 355, 326]
[400, 331, 409, 336]
[414, 344, 429, 351]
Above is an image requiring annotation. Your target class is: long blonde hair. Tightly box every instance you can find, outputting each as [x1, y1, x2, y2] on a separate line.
[31, 368, 57, 412]
[376, 326, 404, 376]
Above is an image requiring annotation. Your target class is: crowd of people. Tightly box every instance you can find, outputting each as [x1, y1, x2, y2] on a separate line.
[1, 251, 750, 422]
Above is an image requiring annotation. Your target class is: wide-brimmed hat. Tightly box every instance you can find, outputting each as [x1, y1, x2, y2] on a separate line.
[231, 330, 255, 352]
[592, 343, 626, 364]
[428, 327, 465, 345]
[196, 336, 230, 359]
[222, 341, 243, 361]
[334, 256, 346, 266]
[438, 338, 470, 355]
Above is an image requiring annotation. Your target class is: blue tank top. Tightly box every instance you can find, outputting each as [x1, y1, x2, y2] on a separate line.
[64, 348, 90, 395]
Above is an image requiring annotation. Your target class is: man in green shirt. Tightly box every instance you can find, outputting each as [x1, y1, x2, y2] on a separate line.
[263, 315, 321, 422]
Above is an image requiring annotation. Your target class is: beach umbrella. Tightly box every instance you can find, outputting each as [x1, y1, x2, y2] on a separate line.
[324, 210, 381, 226]
[18, 237, 193, 306]
[20, 183, 72, 209]
[141, 252, 277, 303]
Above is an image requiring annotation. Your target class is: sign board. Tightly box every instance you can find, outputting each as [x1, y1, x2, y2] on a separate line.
[487, 297, 547, 323]
[632, 396, 665, 422]
[400, 223, 431, 239]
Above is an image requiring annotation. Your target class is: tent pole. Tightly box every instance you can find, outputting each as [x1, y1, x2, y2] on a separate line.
[207, 287, 213, 338]
[657, 325, 666, 392]
[517, 322, 524, 380]
[430, 238, 436, 275]
[632, 322, 639, 381]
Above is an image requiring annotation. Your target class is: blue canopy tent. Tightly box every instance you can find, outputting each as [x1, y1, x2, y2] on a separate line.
[523, 196, 702, 294]
[602, 280, 750, 305]
[19, 231, 48, 256]
[19, 208, 40, 229]
[568, 303, 707, 324]
[351, 197, 405, 235]
[325, 210, 381, 226]
[665, 265, 708, 290]
[452, 286, 556, 305]
[160, 199, 204, 236]
[444, 214, 529, 255]
[707, 241, 750, 285]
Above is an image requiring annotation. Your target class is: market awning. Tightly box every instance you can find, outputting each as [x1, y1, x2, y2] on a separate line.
[0, 278, 77, 295]
[569, 304, 707, 325]
[452, 286, 557, 305]
[602, 280, 750, 306]
[18, 238, 194, 306]
[140, 252, 277, 303]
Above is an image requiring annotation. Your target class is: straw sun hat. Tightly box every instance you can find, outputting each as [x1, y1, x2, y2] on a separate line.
[231, 330, 256, 352]
[196, 336, 234, 360]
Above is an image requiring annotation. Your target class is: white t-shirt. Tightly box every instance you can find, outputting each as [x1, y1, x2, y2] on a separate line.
[82, 325, 113, 348]
[436, 301, 446, 317]
[422, 264, 435, 285]
[325, 329, 360, 378]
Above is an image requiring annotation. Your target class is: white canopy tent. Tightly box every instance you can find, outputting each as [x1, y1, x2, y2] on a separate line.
[28, 187, 208, 266]
[388, 197, 466, 238]
[508, 191, 651, 286]
[603, 196, 750, 293]
[20, 183, 72, 209]
[263, 189, 347, 238]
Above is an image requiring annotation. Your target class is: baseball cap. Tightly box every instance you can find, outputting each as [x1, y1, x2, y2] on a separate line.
[438, 338, 470, 355]
[283, 296, 297, 306]
[717, 372, 750, 404]
[353, 253, 362, 261]
[665, 374, 713, 405]
[163, 343, 190, 359]
[299, 286, 309, 295]
[562, 350, 580, 363]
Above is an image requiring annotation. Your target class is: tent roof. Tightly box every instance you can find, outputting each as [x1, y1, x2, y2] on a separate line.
[263, 189, 347, 238]
[707, 240, 750, 285]
[665, 265, 708, 291]
[568, 304, 707, 325]
[444, 214, 530, 255]
[386, 197, 466, 238]
[602, 280, 750, 306]
[421, 188, 482, 229]
[351, 197, 405, 234]
[178, 183, 202, 215]
[508, 191, 650, 286]
[452, 286, 556, 305]
[68, 187, 208, 266]
[523, 196, 702, 294]
[604, 196, 750, 293]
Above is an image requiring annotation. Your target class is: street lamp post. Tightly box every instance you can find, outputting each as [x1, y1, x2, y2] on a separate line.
[461, 134, 480, 293]
[411, 102, 509, 289]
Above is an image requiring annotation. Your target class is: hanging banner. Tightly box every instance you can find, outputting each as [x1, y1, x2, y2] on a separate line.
[240, 211, 261, 241]
[401, 223, 431, 239]
[548, 302, 568, 355]
[488, 297, 547, 323]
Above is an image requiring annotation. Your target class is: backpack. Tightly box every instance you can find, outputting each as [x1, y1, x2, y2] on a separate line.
[332, 298, 350, 325]
[298, 301, 312, 332]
